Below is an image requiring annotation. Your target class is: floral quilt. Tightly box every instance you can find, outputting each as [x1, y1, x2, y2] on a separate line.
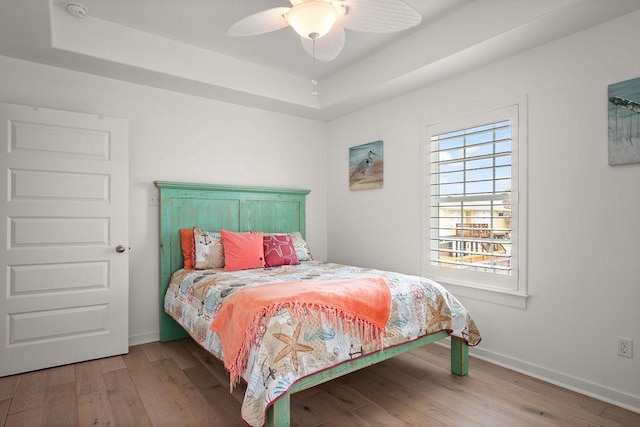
[164, 261, 481, 427]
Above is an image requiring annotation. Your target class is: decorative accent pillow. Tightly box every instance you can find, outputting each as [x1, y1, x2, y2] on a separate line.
[180, 228, 194, 269]
[193, 226, 224, 269]
[220, 229, 265, 272]
[263, 234, 300, 268]
[288, 232, 313, 261]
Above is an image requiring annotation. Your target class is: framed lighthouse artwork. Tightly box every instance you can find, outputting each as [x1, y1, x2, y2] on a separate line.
[349, 140, 383, 190]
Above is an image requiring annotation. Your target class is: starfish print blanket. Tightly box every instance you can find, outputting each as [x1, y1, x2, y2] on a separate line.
[165, 261, 481, 426]
[209, 277, 391, 387]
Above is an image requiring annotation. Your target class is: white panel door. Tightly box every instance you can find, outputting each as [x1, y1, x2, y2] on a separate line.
[0, 103, 129, 376]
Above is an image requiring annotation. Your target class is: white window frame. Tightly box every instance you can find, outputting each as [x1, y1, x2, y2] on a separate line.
[422, 98, 528, 308]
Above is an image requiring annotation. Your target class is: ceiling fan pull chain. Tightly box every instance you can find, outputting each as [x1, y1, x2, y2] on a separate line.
[311, 36, 318, 96]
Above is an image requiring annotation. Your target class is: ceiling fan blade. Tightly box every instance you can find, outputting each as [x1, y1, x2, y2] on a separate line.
[226, 7, 290, 36]
[300, 25, 346, 62]
[340, 0, 421, 33]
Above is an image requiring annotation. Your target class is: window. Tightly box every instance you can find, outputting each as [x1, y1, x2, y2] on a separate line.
[422, 101, 527, 308]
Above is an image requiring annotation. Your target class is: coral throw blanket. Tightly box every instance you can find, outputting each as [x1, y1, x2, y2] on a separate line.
[210, 278, 391, 387]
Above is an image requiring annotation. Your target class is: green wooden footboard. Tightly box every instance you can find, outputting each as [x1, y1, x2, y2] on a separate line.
[266, 333, 469, 426]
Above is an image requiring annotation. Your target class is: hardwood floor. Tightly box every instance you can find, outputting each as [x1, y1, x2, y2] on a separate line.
[1, 339, 638, 426]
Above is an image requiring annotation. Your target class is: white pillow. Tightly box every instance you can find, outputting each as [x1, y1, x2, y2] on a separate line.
[193, 226, 224, 269]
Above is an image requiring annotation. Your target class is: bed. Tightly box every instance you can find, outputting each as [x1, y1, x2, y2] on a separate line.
[156, 181, 481, 427]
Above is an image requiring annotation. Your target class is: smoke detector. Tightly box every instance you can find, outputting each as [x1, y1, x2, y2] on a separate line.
[66, 3, 88, 18]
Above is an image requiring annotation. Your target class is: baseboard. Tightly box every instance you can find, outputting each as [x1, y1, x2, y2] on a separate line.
[437, 342, 640, 414]
[129, 330, 159, 347]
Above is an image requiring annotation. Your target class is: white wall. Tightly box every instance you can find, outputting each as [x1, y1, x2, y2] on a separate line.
[0, 55, 328, 345]
[327, 10, 640, 411]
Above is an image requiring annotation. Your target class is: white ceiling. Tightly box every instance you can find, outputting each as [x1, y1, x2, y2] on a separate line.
[2, 0, 640, 120]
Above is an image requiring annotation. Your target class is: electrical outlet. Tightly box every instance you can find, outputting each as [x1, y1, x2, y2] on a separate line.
[617, 337, 633, 358]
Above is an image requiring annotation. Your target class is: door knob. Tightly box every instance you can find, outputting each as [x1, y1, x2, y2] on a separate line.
[116, 245, 126, 253]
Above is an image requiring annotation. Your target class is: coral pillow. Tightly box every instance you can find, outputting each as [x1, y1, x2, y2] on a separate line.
[180, 228, 194, 269]
[220, 229, 265, 272]
[263, 234, 300, 267]
[193, 227, 224, 269]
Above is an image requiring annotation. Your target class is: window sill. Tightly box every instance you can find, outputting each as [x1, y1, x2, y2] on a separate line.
[437, 281, 528, 309]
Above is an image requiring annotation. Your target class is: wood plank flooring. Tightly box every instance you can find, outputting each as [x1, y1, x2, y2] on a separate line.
[1, 339, 638, 426]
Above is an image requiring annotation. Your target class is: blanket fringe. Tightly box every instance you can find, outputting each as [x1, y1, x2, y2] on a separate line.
[227, 301, 384, 390]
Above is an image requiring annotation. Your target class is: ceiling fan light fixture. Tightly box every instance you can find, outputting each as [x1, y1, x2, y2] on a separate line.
[286, 1, 338, 40]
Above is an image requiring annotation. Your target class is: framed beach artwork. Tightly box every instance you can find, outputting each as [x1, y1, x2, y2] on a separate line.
[608, 76, 640, 165]
[349, 140, 383, 190]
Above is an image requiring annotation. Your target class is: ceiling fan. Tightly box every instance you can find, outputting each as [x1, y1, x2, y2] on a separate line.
[226, 0, 422, 63]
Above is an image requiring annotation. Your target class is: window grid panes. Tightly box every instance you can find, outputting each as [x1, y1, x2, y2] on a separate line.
[429, 120, 512, 275]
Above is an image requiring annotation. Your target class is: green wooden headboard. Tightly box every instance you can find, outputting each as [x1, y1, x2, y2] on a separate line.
[155, 181, 311, 341]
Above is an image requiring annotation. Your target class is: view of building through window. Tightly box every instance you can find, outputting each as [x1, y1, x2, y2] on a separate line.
[429, 120, 512, 275]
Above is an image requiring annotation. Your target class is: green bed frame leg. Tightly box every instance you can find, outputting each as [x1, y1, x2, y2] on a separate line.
[450, 336, 469, 376]
[266, 392, 291, 427]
